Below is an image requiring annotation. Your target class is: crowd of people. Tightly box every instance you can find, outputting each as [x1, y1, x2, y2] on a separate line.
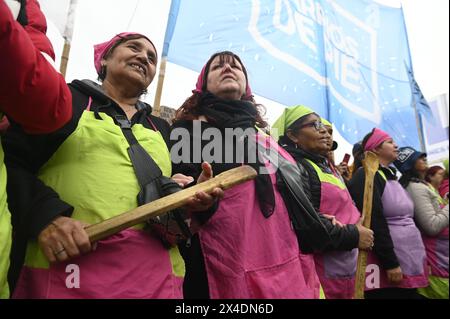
[0, 0, 448, 299]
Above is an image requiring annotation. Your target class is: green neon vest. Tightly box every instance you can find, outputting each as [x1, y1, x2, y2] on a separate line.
[306, 159, 346, 190]
[0, 138, 12, 299]
[24, 111, 184, 277]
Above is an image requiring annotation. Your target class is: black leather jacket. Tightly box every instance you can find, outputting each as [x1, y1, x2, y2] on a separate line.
[278, 142, 360, 253]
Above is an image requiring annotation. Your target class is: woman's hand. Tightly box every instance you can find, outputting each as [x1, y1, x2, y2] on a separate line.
[38, 216, 92, 263]
[322, 214, 344, 227]
[355, 222, 374, 250]
[337, 162, 349, 178]
[184, 162, 224, 212]
[171, 173, 195, 188]
[386, 266, 403, 284]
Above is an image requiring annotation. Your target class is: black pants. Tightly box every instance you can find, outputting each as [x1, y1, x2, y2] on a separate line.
[178, 234, 210, 299]
[365, 288, 426, 299]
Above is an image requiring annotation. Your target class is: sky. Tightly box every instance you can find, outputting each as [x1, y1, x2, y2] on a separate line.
[38, 0, 449, 162]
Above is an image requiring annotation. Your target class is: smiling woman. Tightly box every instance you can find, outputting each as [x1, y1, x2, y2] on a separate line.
[93, 33, 158, 119]
[3, 29, 221, 299]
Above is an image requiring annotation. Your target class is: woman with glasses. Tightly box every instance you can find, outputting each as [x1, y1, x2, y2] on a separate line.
[272, 105, 374, 299]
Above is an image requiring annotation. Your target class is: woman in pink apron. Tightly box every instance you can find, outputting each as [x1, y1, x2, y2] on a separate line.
[171, 51, 372, 298]
[272, 106, 374, 299]
[3, 29, 220, 298]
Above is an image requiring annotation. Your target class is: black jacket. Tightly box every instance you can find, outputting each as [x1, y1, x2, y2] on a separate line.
[171, 120, 359, 298]
[3, 79, 171, 290]
[279, 146, 360, 252]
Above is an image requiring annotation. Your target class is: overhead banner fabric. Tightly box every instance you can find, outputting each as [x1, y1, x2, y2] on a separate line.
[165, 0, 420, 148]
[423, 94, 449, 162]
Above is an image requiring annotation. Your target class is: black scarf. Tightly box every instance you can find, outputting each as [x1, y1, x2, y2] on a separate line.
[198, 93, 258, 129]
[198, 93, 275, 218]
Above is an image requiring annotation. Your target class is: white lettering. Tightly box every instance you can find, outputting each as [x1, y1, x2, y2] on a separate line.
[170, 127, 191, 164]
[273, 0, 296, 34]
[202, 127, 223, 164]
[193, 120, 202, 164]
[295, 12, 317, 53]
[365, 264, 380, 289]
[365, 4, 380, 28]
[176, 304, 210, 317]
[341, 54, 360, 93]
[65, 264, 80, 289]
[346, 36, 359, 60]
[328, 24, 346, 52]
[315, 2, 325, 26]
[324, 35, 334, 63]
[298, 0, 316, 20]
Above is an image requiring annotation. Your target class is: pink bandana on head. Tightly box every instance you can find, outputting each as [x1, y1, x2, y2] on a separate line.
[193, 61, 253, 99]
[364, 128, 392, 151]
[93, 32, 157, 75]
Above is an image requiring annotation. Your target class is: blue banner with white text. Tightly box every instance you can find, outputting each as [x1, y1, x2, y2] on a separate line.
[165, 0, 420, 148]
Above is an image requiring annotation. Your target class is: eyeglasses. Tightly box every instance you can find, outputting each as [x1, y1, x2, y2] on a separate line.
[297, 121, 326, 131]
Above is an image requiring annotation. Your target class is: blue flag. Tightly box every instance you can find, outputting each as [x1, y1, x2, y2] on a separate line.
[422, 95, 449, 160]
[164, 0, 421, 149]
[405, 63, 435, 123]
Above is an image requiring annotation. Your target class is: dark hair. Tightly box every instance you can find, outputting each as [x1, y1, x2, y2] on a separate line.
[425, 166, 445, 183]
[201, 51, 251, 98]
[97, 34, 155, 92]
[175, 51, 268, 128]
[351, 129, 376, 171]
[399, 168, 422, 188]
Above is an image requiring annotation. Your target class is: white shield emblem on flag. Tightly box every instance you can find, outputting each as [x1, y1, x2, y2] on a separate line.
[248, 0, 381, 123]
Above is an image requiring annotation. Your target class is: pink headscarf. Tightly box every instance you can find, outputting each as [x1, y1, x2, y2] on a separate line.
[93, 32, 157, 75]
[193, 56, 253, 99]
[364, 128, 392, 151]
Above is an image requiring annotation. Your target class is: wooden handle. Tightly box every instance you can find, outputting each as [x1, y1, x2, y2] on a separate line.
[59, 41, 71, 78]
[152, 57, 167, 117]
[85, 165, 257, 242]
[354, 151, 379, 299]
[359, 152, 379, 225]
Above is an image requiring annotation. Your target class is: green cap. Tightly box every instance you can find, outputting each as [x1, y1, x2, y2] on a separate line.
[320, 118, 338, 150]
[321, 118, 332, 127]
[271, 105, 314, 141]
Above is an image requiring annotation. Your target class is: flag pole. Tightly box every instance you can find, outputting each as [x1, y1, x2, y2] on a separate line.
[59, 0, 79, 78]
[152, 57, 167, 117]
[401, 7, 426, 153]
[412, 88, 427, 152]
[152, 0, 181, 116]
